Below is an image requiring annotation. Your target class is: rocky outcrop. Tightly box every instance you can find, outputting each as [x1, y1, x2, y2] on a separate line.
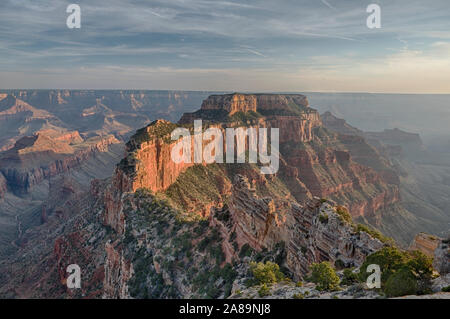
[288, 199, 384, 278]
[409, 233, 449, 275]
[321, 111, 364, 136]
[433, 238, 450, 275]
[365, 128, 424, 153]
[281, 142, 400, 219]
[118, 120, 195, 194]
[409, 233, 441, 258]
[179, 93, 318, 124]
[215, 175, 384, 280]
[228, 175, 291, 251]
[200, 94, 258, 115]
[409, 233, 450, 277]
[0, 134, 119, 194]
[103, 240, 133, 299]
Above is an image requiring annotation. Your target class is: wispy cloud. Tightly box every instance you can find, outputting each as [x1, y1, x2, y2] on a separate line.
[321, 0, 336, 10]
[0, 0, 449, 92]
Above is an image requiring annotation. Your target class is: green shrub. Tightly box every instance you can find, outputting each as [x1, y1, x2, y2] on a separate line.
[442, 286, 450, 292]
[354, 224, 394, 245]
[239, 243, 254, 258]
[341, 268, 360, 286]
[250, 261, 284, 285]
[334, 259, 345, 270]
[360, 247, 434, 296]
[384, 268, 418, 297]
[319, 213, 329, 224]
[359, 246, 407, 284]
[335, 206, 352, 224]
[310, 262, 340, 291]
[258, 283, 271, 297]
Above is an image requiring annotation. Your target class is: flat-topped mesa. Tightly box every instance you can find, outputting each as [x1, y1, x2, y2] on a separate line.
[114, 94, 321, 195]
[179, 93, 319, 124]
[178, 93, 322, 144]
[201, 93, 258, 114]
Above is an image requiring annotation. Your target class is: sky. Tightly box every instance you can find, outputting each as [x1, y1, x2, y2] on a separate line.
[0, 0, 449, 93]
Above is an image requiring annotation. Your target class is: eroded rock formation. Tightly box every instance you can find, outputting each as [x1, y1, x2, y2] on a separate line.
[0, 132, 119, 194]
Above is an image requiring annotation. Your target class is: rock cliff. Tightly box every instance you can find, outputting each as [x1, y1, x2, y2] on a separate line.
[0, 132, 120, 194]
[103, 94, 402, 236]
[223, 175, 384, 278]
[0, 172, 6, 198]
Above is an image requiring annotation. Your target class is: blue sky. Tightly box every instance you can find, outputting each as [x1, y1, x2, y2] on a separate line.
[0, 0, 449, 92]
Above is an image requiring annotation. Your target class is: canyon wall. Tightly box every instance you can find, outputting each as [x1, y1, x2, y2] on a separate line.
[0, 173, 6, 198]
[105, 93, 401, 235]
[0, 135, 120, 194]
[221, 175, 384, 278]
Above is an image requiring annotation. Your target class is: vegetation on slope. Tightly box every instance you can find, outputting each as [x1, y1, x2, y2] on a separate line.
[359, 246, 434, 297]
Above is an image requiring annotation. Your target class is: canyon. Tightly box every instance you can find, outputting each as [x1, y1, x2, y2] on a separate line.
[0, 90, 212, 257]
[109, 94, 402, 238]
[0, 91, 448, 299]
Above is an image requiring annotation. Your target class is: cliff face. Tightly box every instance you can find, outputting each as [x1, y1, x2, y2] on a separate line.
[321, 111, 450, 245]
[0, 173, 6, 198]
[409, 233, 441, 258]
[223, 175, 384, 278]
[106, 94, 400, 233]
[201, 94, 257, 115]
[99, 173, 386, 298]
[0, 133, 120, 194]
[227, 175, 291, 252]
[433, 238, 450, 275]
[409, 233, 449, 276]
[197, 93, 309, 116]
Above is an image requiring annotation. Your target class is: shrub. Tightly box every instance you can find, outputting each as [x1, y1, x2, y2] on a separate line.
[335, 206, 352, 224]
[258, 283, 271, 297]
[384, 268, 418, 297]
[442, 286, 450, 292]
[360, 247, 434, 296]
[319, 213, 329, 224]
[359, 246, 407, 284]
[239, 243, 254, 258]
[250, 261, 284, 285]
[334, 259, 345, 270]
[296, 281, 303, 287]
[310, 262, 340, 291]
[354, 224, 394, 245]
[341, 268, 360, 286]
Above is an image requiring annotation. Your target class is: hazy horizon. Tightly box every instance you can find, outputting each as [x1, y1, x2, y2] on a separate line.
[2, 89, 450, 95]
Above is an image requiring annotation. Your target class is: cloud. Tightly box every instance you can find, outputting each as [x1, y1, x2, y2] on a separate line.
[0, 0, 449, 92]
[320, 0, 336, 11]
